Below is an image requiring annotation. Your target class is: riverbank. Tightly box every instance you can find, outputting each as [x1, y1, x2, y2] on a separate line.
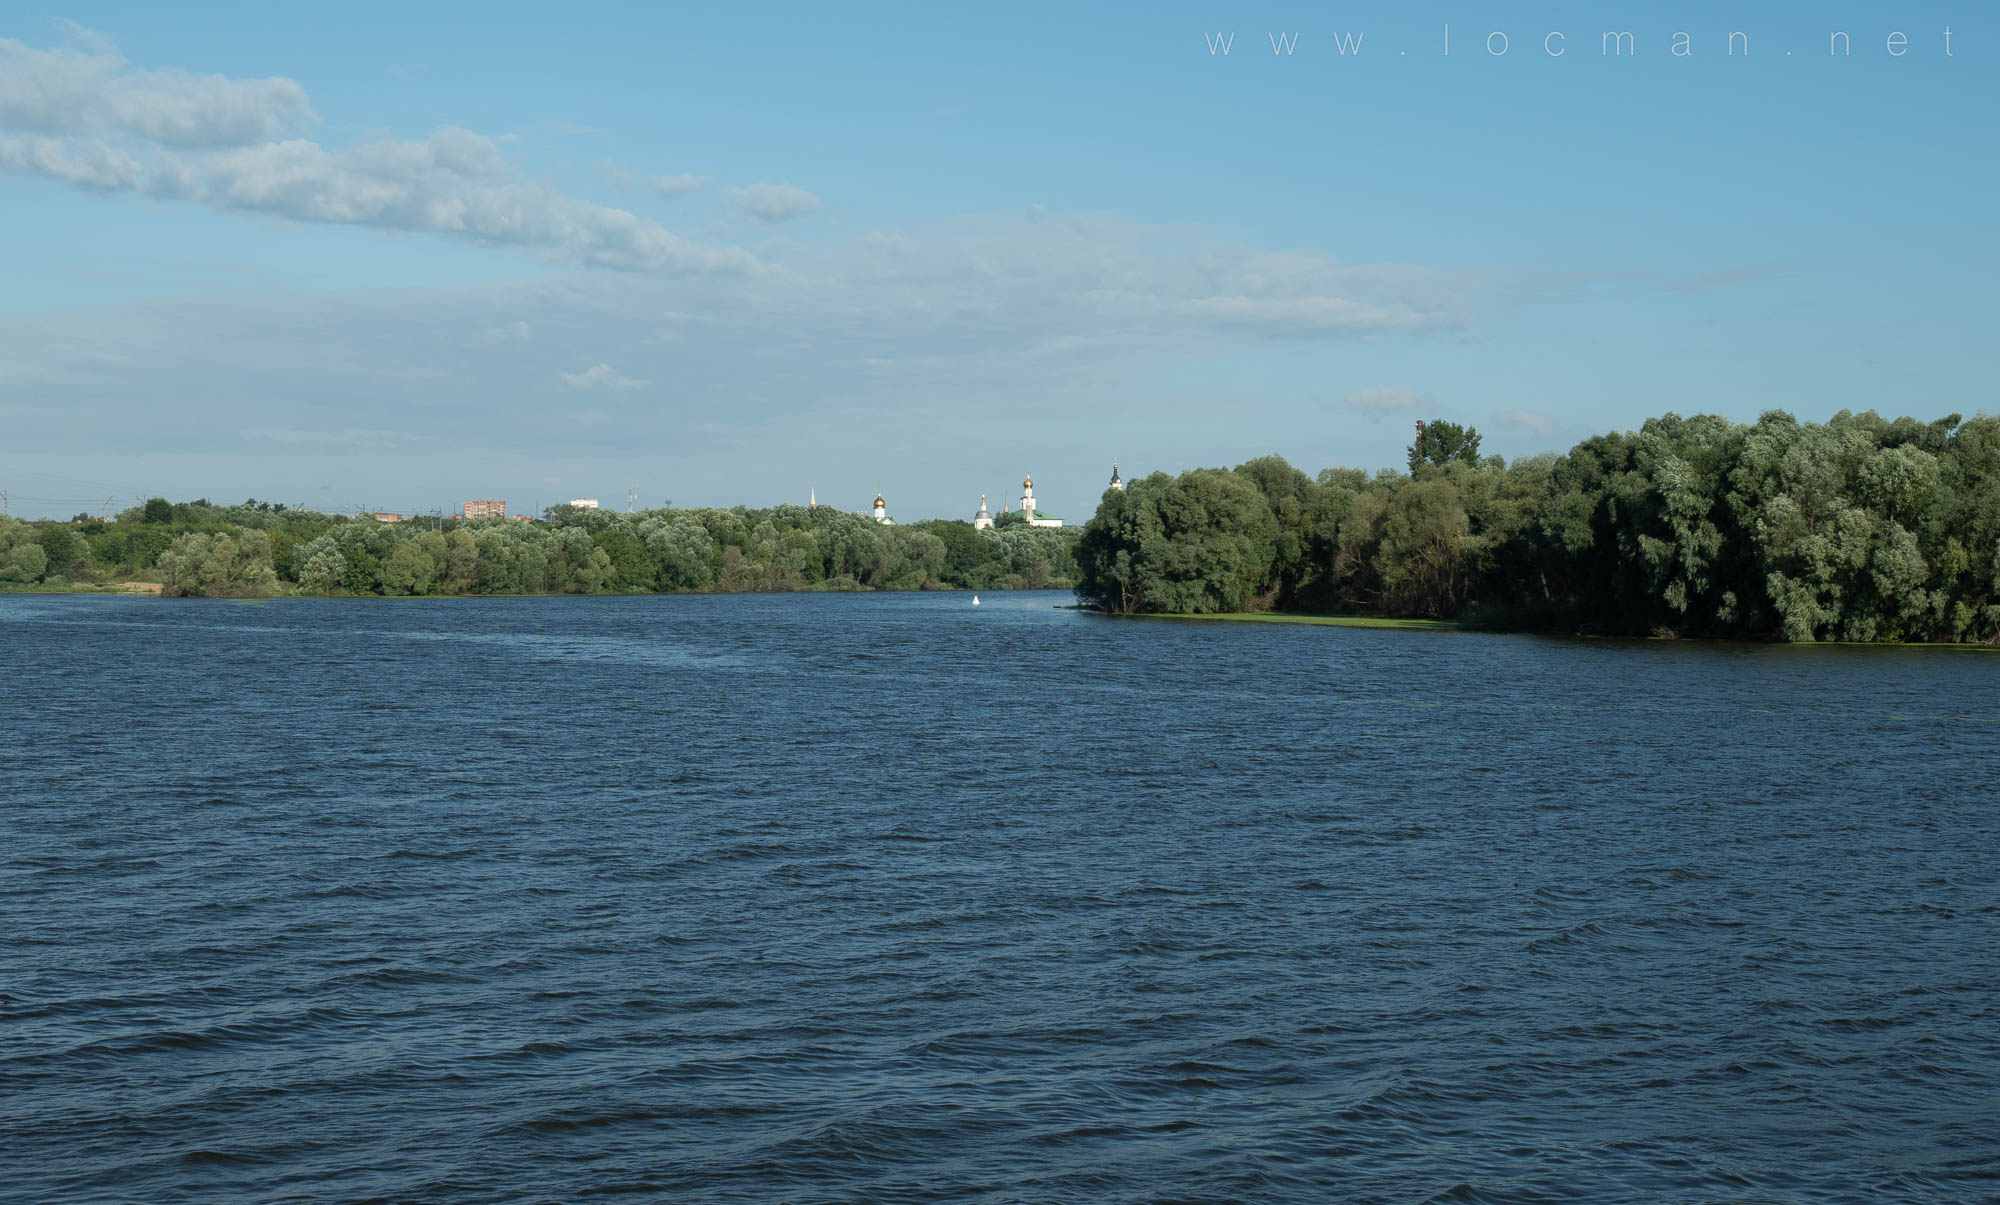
[0, 581, 132, 595]
[1104, 610, 1460, 631]
[1089, 608, 2000, 647]
[1, 581, 1047, 600]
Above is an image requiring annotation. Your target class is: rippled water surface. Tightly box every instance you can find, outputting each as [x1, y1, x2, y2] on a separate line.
[3, 592, 1997, 1202]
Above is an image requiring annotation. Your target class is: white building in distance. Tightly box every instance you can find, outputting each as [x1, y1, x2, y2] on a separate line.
[1019, 474, 1061, 527]
[569, 498, 600, 509]
[968, 467, 1118, 529]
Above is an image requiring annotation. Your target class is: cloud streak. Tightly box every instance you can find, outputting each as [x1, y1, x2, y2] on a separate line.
[560, 363, 645, 390]
[0, 210, 1558, 518]
[0, 29, 750, 272]
[731, 181, 820, 222]
[1494, 408, 1556, 437]
[1, 29, 313, 148]
[0, 211, 1504, 436]
[655, 172, 710, 197]
[604, 162, 711, 197]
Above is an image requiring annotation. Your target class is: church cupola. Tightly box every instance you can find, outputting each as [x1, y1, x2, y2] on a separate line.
[1109, 461, 1124, 491]
[1017, 472, 1064, 527]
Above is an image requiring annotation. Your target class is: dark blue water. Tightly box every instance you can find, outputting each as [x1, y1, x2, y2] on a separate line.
[3, 592, 1996, 1202]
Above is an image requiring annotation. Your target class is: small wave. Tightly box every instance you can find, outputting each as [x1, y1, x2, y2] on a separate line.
[1816, 1015, 1901, 1033]
[1524, 919, 1612, 952]
[179, 1148, 265, 1166]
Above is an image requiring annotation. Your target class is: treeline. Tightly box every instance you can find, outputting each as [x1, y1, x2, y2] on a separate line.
[0, 499, 1080, 597]
[1075, 410, 2000, 643]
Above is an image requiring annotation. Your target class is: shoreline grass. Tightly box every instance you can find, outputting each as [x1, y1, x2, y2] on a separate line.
[1092, 609, 1999, 648]
[1104, 610, 1460, 631]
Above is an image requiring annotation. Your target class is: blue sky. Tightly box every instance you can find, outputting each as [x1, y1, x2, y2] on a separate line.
[2, 1, 1993, 521]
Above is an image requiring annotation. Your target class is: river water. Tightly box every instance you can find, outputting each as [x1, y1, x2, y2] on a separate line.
[2, 591, 1995, 1202]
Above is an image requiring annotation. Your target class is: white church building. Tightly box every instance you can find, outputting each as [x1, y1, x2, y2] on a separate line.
[970, 465, 1122, 529]
[1017, 474, 1063, 527]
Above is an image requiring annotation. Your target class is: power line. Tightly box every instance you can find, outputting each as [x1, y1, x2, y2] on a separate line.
[0, 463, 153, 497]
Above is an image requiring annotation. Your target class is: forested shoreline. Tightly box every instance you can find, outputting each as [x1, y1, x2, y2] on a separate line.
[1074, 410, 2000, 643]
[0, 499, 1080, 597]
[9, 408, 1999, 642]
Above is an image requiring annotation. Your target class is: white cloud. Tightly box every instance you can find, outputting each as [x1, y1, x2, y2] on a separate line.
[604, 163, 711, 197]
[0, 32, 312, 148]
[731, 181, 820, 222]
[159, 129, 750, 272]
[0, 210, 1526, 513]
[473, 321, 533, 346]
[1494, 408, 1557, 437]
[0, 30, 750, 273]
[655, 172, 710, 197]
[0, 133, 140, 189]
[1344, 387, 1432, 413]
[1189, 296, 1436, 337]
[0, 211, 1500, 446]
[560, 363, 645, 390]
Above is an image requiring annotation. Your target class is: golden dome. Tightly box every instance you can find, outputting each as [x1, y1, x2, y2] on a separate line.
[1023, 474, 1033, 489]
[874, 492, 886, 508]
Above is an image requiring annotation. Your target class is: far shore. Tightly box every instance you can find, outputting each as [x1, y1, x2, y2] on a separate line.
[0, 582, 1064, 601]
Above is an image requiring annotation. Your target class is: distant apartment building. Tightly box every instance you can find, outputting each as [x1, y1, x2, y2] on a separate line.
[372, 512, 403, 523]
[568, 498, 600, 509]
[463, 500, 507, 520]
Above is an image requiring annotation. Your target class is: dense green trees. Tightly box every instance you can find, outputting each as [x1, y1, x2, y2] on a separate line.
[13, 406, 1996, 642]
[1075, 410, 2000, 643]
[156, 531, 282, 598]
[1408, 419, 1484, 472]
[1, 500, 1080, 599]
[0, 530, 49, 583]
[1074, 469, 1279, 613]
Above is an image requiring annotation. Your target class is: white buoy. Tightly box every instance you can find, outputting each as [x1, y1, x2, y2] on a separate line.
[972, 595, 981, 606]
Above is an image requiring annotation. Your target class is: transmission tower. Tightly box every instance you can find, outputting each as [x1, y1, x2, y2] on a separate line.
[627, 485, 637, 513]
